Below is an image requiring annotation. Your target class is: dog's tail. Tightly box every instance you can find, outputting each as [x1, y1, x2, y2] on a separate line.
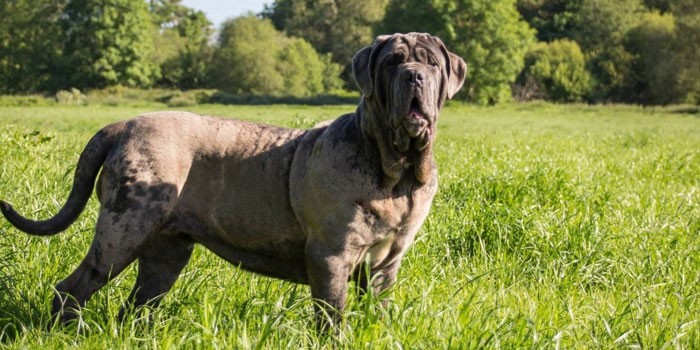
[1, 128, 115, 236]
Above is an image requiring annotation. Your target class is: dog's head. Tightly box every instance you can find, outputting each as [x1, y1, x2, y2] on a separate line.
[353, 33, 466, 152]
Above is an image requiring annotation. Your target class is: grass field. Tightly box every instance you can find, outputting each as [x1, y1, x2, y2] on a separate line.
[0, 102, 699, 348]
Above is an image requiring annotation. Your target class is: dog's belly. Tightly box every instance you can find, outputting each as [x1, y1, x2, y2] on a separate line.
[189, 224, 309, 283]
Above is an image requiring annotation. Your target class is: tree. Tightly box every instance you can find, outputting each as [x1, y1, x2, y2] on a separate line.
[671, 0, 700, 104]
[516, 0, 581, 41]
[209, 16, 283, 95]
[60, 0, 157, 89]
[0, 0, 66, 93]
[150, 0, 213, 89]
[625, 11, 678, 104]
[519, 39, 591, 102]
[375, 0, 450, 37]
[277, 39, 327, 96]
[643, 0, 671, 12]
[571, 0, 645, 102]
[208, 15, 342, 97]
[263, 0, 388, 86]
[378, 0, 535, 104]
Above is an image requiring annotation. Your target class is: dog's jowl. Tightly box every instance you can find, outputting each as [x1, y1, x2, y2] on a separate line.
[1, 33, 466, 330]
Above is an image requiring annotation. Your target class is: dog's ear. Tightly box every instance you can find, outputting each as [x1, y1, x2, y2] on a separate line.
[352, 46, 374, 97]
[429, 35, 467, 99]
[445, 51, 467, 99]
[353, 35, 391, 98]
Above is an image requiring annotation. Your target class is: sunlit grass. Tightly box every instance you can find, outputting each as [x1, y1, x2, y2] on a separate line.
[0, 102, 699, 348]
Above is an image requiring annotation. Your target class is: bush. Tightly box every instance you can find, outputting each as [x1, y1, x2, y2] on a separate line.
[519, 40, 592, 102]
[625, 11, 678, 104]
[277, 38, 325, 97]
[571, 0, 645, 102]
[209, 16, 342, 98]
[55, 88, 87, 105]
[0, 95, 54, 107]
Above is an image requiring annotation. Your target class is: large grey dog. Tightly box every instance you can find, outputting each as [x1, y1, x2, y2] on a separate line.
[1, 32, 466, 328]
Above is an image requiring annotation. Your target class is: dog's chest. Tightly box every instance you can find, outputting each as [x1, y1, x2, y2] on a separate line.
[357, 180, 436, 267]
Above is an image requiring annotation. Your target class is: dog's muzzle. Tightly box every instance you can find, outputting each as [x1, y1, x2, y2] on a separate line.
[391, 65, 437, 152]
[403, 99, 430, 137]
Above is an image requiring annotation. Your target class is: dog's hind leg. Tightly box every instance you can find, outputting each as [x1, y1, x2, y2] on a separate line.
[51, 205, 167, 324]
[118, 234, 194, 320]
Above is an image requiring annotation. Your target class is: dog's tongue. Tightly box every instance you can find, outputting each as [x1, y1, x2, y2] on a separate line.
[409, 107, 424, 120]
[404, 107, 429, 137]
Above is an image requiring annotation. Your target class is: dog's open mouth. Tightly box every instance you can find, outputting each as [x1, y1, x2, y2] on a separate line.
[403, 98, 430, 137]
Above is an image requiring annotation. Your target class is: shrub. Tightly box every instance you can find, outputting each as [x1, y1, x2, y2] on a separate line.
[55, 88, 87, 105]
[625, 11, 678, 104]
[519, 40, 592, 102]
[571, 0, 645, 102]
[209, 16, 342, 98]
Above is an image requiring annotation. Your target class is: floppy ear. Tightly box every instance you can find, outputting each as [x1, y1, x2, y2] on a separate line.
[352, 35, 391, 98]
[445, 51, 467, 99]
[429, 35, 467, 99]
[352, 46, 374, 97]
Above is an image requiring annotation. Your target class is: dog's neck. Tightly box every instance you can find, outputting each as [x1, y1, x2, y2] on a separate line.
[356, 98, 435, 189]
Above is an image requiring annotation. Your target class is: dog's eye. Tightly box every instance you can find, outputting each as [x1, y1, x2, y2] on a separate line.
[387, 54, 404, 66]
[428, 59, 439, 67]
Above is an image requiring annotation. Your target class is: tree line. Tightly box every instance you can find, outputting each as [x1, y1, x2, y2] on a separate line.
[0, 0, 698, 105]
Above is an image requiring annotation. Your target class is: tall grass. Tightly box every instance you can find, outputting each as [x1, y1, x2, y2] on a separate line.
[0, 102, 698, 348]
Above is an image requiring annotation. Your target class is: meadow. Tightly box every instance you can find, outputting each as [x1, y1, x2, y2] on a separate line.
[0, 101, 699, 348]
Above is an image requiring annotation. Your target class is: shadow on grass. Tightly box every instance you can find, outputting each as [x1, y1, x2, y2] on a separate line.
[668, 106, 700, 115]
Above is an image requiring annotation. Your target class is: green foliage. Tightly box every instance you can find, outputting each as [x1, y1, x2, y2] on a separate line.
[209, 16, 284, 95]
[375, 0, 451, 38]
[55, 88, 87, 105]
[519, 39, 591, 102]
[517, 0, 581, 41]
[208, 17, 285, 96]
[263, 0, 389, 86]
[456, 0, 536, 105]
[379, 0, 536, 105]
[625, 11, 678, 104]
[1, 104, 699, 347]
[150, 0, 213, 89]
[0, 0, 698, 105]
[644, 0, 671, 12]
[571, 0, 645, 102]
[0, 0, 66, 93]
[671, 0, 700, 104]
[209, 16, 342, 97]
[277, 39, 325, 97]
[59, 0, 157, 89]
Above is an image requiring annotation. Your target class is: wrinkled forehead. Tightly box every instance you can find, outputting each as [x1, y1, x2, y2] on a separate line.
[378, 34, 444, 63]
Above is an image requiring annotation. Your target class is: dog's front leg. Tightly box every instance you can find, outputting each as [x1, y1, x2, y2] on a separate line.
[305, 239, 352, 332]
[356, 258, 402, 305]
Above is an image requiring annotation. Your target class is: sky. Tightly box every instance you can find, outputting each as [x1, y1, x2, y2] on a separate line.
[181, 0, 270, 28]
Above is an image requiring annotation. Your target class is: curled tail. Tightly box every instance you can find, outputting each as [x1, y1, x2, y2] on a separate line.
[1, 129, 114, 236]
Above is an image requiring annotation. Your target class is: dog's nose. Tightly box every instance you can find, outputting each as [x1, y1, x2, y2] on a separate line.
[407, 70, 424, 86]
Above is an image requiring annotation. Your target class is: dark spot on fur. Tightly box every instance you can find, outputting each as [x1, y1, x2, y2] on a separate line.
[150, 189, 172, 202]
[134, 186, 147, 198]
[113, 186, 132, 213]
[355, 201, 378, 225]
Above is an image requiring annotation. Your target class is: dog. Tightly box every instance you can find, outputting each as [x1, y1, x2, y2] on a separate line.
[1, 32, 466, 329]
